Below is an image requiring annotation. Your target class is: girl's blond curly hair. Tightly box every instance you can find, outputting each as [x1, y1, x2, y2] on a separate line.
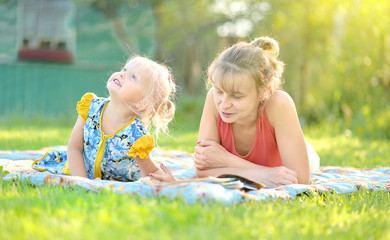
[127, 56, 176, 138]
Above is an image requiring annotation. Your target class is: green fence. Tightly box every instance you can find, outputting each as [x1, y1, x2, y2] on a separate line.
[0, 61, 118, 118]
[0, 1, 156, 119]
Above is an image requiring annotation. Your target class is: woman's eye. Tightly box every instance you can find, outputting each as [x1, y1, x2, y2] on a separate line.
[130, 74, 136, 80]
[121, 67, 127, 72]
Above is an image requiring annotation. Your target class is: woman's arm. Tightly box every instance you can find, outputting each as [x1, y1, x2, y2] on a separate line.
[197, 88, 220, 142]
[196, 165, 298, 188]
[197, 89, 254, 168]
[194, 139, 261, 169]
[195, 89, 298, 187]
[196, 89, 276, 169]
[67, 116, 88, 178]
[267, 90, 310, 184]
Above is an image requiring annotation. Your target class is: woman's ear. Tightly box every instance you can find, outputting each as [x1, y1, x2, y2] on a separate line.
[258, 86, 272, 102]
[257, 90, 265, 103]
[136, 102, 142, 109]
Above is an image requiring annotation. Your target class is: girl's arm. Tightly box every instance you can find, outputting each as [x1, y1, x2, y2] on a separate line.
[134, 156, 159, 177]
[135, 157, 176, 182]
[67, 116, 88, 178]
[267, 90, 310, 184]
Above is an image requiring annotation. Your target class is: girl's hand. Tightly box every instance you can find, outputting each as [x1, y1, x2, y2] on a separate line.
[149, 163, 176, 182]
[194, 140, 229, 170]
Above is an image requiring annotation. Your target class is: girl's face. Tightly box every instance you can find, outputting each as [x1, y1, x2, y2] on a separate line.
[213, 73, 262, 125]
[107, 59, 153, 105]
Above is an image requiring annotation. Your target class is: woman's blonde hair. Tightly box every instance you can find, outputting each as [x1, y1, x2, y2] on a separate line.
[127, 56, 176, 138]
[207, 36, 284, 104]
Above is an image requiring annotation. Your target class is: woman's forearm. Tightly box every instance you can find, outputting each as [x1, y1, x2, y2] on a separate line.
[196, 167, 236, 178]
[223, 153, 264, 169]
[196, 166, 272, 187]
[196, 165, 302, 188]
[196, 166, 266, 179]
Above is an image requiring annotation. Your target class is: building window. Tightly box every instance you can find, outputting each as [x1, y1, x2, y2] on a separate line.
[17, 0, 75, 63]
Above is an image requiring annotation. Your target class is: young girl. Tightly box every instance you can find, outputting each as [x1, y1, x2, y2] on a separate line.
[192, 37, 317, 187]
[32, 56, 175, 182]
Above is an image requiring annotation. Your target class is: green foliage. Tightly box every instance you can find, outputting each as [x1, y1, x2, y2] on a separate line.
[256, 0, 390, 138]
[0, 166, 9, 178]
[1, 0, 389, 138]
[304, 123, 390, 168]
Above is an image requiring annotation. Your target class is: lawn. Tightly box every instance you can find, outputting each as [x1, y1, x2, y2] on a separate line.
[1, 99, 390, 240]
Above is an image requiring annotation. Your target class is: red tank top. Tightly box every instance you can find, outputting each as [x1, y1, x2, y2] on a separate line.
[218, 108, 282, 167]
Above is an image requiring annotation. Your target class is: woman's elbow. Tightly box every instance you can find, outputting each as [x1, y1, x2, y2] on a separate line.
[195, 168, 207, 178]
[298, 174, 311, 185]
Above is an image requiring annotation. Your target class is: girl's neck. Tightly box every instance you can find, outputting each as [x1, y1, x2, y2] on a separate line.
[105, 98, 137, 123]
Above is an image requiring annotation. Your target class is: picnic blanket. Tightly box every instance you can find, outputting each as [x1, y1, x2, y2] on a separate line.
[1, 147, 389, 205]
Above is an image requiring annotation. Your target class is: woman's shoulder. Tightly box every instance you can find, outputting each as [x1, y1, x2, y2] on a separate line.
[265, 89, 297, 126]
[267, 90, 295, 108]
[205, 88, 219, 118]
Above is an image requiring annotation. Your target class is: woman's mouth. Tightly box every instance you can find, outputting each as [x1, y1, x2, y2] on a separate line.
[221, 111, 233, 118]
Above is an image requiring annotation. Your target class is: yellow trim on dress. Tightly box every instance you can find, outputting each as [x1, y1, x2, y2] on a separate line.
[61, 160, 71, 175]
[128, 135, 155, 159]
[31, 148, 58, 171]
[31, 148, 70, 175]
[77, 92, 96, 122]
[93, 102, 136, 179]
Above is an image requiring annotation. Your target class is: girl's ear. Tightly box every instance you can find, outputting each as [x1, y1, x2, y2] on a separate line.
[136, 102, 142, 109]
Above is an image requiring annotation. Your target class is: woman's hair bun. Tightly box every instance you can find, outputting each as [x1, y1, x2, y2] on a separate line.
[250, 37, 279, 58]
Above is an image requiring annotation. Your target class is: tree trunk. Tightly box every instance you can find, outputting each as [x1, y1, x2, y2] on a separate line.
[92, 1, 133, 54]
[111, 17, 133, 54]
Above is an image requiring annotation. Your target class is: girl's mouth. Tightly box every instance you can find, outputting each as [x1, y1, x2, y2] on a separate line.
[113, 78, 121, 87]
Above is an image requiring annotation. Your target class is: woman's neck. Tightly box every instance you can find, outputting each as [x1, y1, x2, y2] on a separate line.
[233, 110, 258, 130]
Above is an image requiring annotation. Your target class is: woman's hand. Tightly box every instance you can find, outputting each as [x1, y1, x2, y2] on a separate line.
[194, 140, 230, 170]
[250, 166, 298, 188]
[149, 163, 176, 182]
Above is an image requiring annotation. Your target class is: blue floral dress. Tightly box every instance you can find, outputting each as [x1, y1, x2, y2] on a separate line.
[32, 93, 155, 182]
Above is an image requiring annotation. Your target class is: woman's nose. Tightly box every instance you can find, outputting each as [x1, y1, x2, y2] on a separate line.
[220, 95, 232, 109]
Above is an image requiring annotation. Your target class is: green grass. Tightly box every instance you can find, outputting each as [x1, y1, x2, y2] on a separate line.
[1, 98, 390, 240]
[1, 181, 389, 240]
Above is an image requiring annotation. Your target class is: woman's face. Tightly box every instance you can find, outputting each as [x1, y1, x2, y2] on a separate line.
[213, 73, 262, 125]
